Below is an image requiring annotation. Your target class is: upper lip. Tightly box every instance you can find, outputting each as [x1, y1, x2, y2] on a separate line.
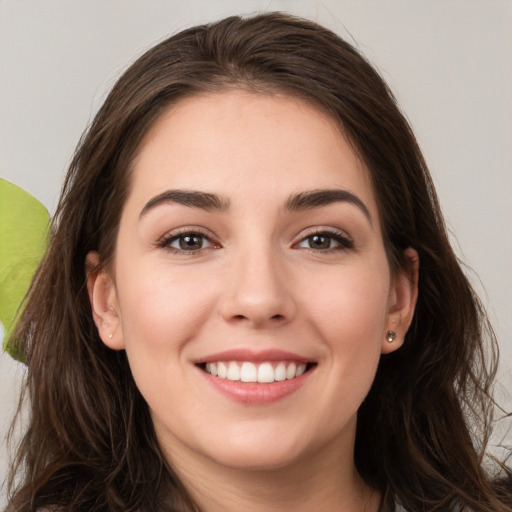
[195, 348, 314, 364]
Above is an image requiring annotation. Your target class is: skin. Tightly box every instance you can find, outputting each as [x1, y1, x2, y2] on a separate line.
[88, 91, 418, 511]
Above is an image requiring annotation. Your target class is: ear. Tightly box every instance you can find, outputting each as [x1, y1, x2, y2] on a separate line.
[381, 248, 419, 354]
[86, 252, 124, 350]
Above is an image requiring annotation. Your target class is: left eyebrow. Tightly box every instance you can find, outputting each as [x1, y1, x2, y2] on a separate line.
[285, 189, 373, 225]
[139, 189, 230, 219]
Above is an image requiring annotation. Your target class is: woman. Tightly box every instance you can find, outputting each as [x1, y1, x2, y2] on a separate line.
[6, 12, 511, 512]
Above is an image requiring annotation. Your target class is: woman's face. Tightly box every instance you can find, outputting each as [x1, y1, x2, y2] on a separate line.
[90, 91, 417, 475]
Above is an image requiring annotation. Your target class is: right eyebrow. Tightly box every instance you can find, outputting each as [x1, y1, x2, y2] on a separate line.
[285, 188, 373, 225]
[139, 189, 230, 219]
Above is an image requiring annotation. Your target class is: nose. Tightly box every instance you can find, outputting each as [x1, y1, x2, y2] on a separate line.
[218, 246, 297, 329]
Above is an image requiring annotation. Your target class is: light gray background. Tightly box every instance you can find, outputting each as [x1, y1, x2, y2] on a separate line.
[1, 0, 511, 505]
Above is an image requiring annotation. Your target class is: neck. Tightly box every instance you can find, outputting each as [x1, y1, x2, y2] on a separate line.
[186, 461, 380, 512]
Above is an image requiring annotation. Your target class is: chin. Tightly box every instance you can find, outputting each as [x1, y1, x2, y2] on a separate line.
[200, 428, 318, 472]
[212, 446, 304, 472]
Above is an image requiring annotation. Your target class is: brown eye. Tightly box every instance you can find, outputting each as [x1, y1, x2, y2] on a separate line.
[296, 230, 354, 251]
[178, 234, 204, 250]
[162, 232, 215, 252]
[308, 234, 332, 249]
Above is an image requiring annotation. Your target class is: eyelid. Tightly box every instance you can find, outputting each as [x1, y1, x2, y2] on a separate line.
[156, 227, 220, 253]
[293, 227, 354, 251]
[155, 226, 354, 254]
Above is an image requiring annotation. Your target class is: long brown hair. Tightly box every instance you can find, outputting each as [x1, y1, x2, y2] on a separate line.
[6, 12, 511, 511]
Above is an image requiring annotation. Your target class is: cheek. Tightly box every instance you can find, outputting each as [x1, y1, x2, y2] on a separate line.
[116, 262, 218, 358]
[302, 261, 390, 397]
[114, 264, 221, 417]
[305, 260, 390, 340]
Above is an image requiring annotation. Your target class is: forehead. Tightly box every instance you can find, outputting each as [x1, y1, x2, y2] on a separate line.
[127, 90, 378, 217]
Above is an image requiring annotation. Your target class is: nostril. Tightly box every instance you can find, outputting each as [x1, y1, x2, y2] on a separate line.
[231, 313, 284, 322]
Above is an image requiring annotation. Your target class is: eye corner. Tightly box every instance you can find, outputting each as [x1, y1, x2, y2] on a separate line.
[156, 228, 221, 255]
[293, 228, 355, 253]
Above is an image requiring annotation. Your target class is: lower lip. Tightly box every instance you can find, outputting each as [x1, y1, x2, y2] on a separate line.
[199, 368, 313, 405]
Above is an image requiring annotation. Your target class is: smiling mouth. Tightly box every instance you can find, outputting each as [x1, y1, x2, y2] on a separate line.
[198, 361, 316, 384]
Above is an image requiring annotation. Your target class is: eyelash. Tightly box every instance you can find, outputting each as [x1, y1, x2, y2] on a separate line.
[157, 228, 354, 255]
[295, 229, 354, 253]
[157, 229, 218, 254]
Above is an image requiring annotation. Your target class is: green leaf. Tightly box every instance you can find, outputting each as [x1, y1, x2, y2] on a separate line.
[0, 178, 50, 362]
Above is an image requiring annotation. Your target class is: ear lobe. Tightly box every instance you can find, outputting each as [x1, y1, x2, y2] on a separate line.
[381, 248, 419, 354]
[86, 252, 124, 350]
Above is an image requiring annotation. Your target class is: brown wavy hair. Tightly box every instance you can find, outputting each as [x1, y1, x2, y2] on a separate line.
[6, 12, 511, 512]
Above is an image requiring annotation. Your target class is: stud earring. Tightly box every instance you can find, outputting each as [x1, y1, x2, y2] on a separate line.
[108, 333, 113, 340]
[386, 330, 397, 343]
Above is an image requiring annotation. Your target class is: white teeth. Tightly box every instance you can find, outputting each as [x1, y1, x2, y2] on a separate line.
[258, 362, 275, 383]
[206, 362, 218, 376]
[286, 362, 296, 379]
[227, 361, 240, 381]
[217, 362, 227, 379]
[274, 362, 286, 381]
[240, 362, 258, 382]
[203, 361, 310, 383]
